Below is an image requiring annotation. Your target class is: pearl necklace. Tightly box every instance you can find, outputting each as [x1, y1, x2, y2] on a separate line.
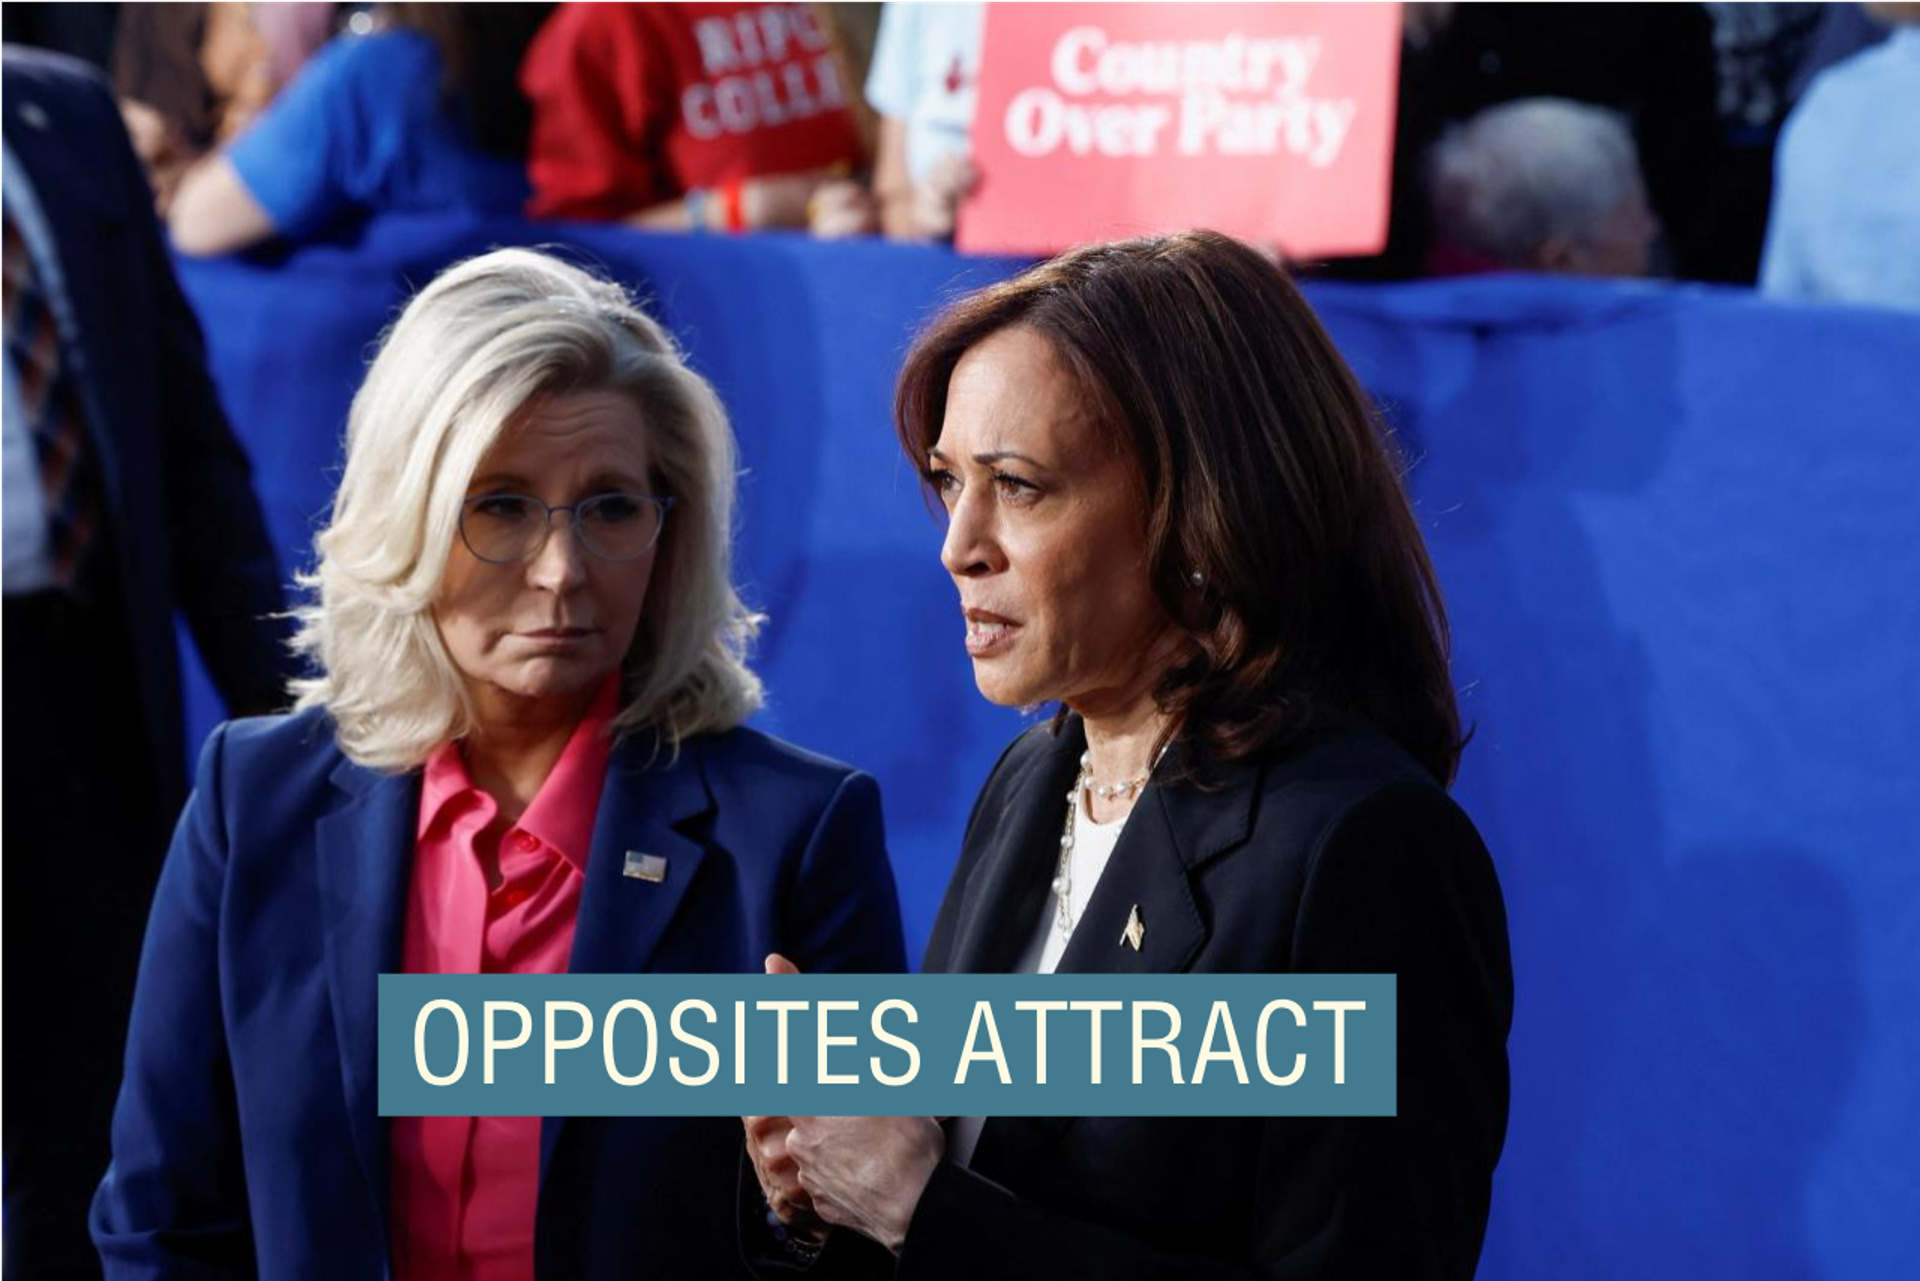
[1052, 751, 1152, 941]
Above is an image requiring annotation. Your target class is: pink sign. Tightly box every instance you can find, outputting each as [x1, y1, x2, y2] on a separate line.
[958, 3, 1403, 257]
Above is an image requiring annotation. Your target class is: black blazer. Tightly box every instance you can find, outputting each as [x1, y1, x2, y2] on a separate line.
[2, 48, 292, 812]
[780, 715, 1511, 1281]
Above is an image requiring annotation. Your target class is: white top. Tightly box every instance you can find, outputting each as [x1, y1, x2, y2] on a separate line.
[864, 0, 984, 182]
[1032, 789, 1130, 976]
[1760, 28, 1920, 310]
[949, 787, 1134, 1169]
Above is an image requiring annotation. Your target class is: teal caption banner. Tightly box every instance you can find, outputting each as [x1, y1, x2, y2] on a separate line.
[378, 974, 1395, 1117]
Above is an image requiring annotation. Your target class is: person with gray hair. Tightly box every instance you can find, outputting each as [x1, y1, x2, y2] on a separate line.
[91, 247, 905, 1279]
[1426, 96, 1662, 277]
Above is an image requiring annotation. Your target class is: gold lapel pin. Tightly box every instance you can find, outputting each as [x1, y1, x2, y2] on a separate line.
[623, 851, 668, 883]
[1122, 904, 1146, 952]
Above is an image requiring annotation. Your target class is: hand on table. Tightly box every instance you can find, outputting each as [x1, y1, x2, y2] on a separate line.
[807, 180, 878, 239]
[908, 154, 979, 241]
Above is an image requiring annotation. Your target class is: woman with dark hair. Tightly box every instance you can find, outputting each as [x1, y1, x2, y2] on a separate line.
[165, 3, 554, 256]
[745, 230, 1512, 1279]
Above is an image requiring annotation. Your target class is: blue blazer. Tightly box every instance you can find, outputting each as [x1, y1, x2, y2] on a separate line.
[93, 708, 906, 1280]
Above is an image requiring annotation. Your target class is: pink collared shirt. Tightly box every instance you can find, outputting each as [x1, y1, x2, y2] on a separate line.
[390, 681, 617, 1281]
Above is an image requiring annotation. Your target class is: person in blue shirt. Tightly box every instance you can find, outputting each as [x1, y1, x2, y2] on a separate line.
[1760, 3, 1920, 310]
[167, 4, 551, 255]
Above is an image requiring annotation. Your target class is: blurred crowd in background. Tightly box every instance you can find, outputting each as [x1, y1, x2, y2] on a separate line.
[5, 0, 1918, 308]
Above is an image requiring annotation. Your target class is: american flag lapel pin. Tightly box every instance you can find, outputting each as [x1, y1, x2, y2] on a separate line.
[623, 851, 668, 883]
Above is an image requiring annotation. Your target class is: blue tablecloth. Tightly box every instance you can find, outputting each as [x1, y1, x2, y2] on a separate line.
[175, 217, 1919, 1280]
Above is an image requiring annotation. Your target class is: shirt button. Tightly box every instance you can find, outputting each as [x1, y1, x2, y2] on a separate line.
[510, 831, 539, 854]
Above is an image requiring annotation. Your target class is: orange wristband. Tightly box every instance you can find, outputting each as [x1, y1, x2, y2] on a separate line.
[722, 179, 746, 234]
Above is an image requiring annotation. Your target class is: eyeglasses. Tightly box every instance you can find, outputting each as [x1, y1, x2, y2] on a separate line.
[458, 492, 675, 565]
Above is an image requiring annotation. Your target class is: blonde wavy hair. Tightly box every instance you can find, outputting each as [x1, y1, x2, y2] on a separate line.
[290, 247, 764, 770]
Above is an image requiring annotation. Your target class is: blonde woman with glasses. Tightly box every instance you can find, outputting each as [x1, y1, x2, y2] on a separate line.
[92, 248, 904, 1280]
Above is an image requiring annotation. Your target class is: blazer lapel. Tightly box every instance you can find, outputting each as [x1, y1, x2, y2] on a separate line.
[945, 723, 1084, 975]
[974, 743, 1260, 1181]
[1052, 749, 1259, 977]
[314, 757, 419, 1243]
[540, 731, 715, 1176]
[562, 731, 715, 975]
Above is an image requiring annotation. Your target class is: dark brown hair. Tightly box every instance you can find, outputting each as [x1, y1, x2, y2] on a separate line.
[386, 3, 553, 157]
[896, 231, 1465, 784]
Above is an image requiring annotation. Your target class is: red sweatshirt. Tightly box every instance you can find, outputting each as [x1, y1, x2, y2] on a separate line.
[522, 2, 865, 220]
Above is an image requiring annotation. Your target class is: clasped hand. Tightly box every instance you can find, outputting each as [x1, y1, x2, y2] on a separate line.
[743, 954, 945, 1255]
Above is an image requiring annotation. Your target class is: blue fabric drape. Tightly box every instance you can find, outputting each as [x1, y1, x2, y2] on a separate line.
[174, 218, 1919, 1280]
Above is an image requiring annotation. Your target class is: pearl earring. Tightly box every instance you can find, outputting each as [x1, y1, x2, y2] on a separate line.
[1188, 570, 1204, 587]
